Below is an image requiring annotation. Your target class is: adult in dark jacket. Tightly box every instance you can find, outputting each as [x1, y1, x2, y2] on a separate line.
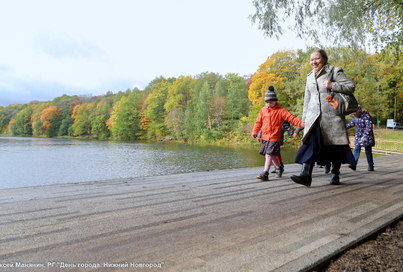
[291, 49, 356, 186]
[346, 105, 375, 171]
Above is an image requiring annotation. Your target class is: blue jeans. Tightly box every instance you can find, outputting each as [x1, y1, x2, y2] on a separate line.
[353, 145, 374, 166]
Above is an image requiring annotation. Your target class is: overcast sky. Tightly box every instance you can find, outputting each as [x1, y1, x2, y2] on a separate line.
[0, 0, 311, 107]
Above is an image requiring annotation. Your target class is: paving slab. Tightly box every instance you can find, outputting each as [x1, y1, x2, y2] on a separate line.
[1, 154, 403, 272]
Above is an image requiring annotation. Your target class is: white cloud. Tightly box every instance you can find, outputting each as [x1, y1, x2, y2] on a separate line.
[0, 0, 311, 107]
[33, 30, 104, 60]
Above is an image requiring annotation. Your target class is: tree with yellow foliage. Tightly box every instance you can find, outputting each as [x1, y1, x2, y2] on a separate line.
[248, 53, 285, 116]
[71, 103, 94, 136]
[39, 106, 62, 137]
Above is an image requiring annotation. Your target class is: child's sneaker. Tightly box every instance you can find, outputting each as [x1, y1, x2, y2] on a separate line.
[275, 166, 284, 178]
[257, 171, 269, 181]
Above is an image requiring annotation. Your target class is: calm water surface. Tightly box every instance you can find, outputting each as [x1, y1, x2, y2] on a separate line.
[0, 137, 298, 189]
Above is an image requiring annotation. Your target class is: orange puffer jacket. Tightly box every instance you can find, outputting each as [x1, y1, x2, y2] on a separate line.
[252, 103, 302, 142]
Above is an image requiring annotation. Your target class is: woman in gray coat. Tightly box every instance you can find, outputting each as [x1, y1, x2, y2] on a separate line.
[291, 49, 356, 186]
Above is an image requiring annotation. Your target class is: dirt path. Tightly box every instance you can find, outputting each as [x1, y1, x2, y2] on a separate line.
[321, 220, 403, 271]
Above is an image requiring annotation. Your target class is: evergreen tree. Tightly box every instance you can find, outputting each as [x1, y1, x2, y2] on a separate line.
[193, 81, 212, 140]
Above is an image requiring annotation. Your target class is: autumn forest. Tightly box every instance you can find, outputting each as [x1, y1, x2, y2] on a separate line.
[1, 47, 402, 143]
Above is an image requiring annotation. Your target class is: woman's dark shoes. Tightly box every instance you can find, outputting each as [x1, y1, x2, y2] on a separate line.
[368, 165, 374, 171]
[290, 163, 314, 186]
[330, 174, 340, 185]
[290, 175, 312, 186]
[348, 164, 356, 171]
[324, 163, 331, 174]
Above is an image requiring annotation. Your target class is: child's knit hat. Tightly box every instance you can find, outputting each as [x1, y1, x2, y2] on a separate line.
[265, 86, 278, 102]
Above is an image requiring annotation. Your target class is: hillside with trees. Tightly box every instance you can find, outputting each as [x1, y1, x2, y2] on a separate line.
[1, 47, 402, 143]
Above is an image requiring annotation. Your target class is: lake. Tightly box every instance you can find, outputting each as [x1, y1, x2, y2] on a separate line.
[0, 137, 298, 189]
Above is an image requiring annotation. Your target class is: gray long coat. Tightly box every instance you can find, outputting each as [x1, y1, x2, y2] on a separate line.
[301, 63, 355, 145]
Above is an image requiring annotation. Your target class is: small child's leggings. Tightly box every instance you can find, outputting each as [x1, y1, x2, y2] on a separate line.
[265, 154, 280, 172]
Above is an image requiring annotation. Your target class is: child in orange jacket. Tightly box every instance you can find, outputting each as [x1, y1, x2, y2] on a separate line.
[251, 86, 305, 181]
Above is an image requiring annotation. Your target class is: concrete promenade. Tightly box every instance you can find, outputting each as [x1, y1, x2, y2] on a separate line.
[1, 154, 403, 272]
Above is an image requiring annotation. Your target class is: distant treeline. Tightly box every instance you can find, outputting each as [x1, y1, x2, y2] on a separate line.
[1, 47, 402, 143]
